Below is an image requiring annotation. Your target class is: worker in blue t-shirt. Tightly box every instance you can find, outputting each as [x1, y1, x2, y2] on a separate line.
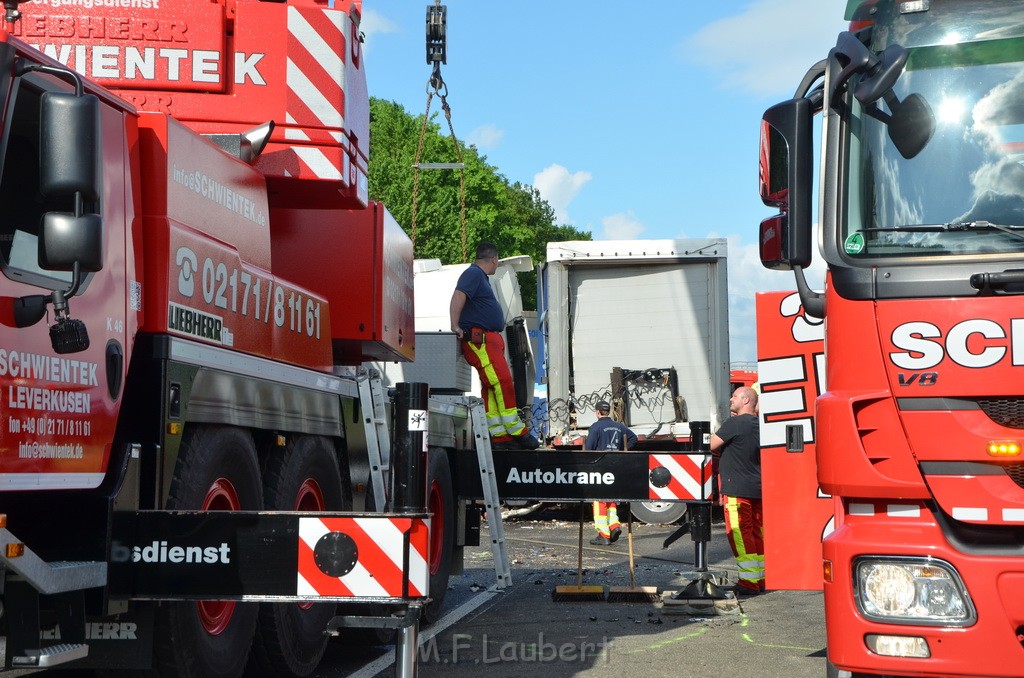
[584, 400, 637, 545]
[449, 242, 539, 451]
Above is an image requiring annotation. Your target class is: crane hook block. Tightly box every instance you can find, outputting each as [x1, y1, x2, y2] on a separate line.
[426, 2, 447, 65]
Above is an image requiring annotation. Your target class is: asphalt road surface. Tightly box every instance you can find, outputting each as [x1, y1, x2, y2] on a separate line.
[9, 505, 828, 678]
[319, 504, 828, 678]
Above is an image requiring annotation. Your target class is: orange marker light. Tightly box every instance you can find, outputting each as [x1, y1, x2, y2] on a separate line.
[6, 543, 25, 558]
[987, 441, 1022, 457]
[823, 559, 834, 583]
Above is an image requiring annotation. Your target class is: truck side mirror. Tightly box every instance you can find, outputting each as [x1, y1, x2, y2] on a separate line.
[40, 212, 103, 273]
[39, 91, 101, 200]
[38, 91, 103, 274]
[884, 92, 934, 160]
[827, 33, 934, 160]
[758, 98, 813, 270]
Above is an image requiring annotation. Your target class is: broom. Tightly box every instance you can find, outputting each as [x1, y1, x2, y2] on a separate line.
[552, 503, 606, 602]
[607, 506, 660, 603]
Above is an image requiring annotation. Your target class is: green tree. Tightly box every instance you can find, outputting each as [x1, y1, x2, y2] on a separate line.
[367, 97, 590, 308]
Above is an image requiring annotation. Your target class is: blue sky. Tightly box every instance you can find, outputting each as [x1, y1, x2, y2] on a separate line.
[359, 1, 846, 363]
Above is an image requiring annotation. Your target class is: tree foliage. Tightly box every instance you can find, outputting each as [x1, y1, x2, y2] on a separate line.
[367, 97, 590, 308]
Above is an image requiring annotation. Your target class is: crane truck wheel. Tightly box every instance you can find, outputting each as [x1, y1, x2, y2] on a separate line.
[152, 425, 263, 678]
[629, 501, 688, 525]
[248, 435, 345, 677]
[423, 447, 454, 625]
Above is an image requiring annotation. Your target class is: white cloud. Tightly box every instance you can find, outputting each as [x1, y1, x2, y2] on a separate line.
[466, 124, 505, 150]
[721, 234, 826, 364]
[533, 164, 592, 224]
[600, 211, 646, 240]
[359, 9, 398, 55]
[683, 0, 848, 97]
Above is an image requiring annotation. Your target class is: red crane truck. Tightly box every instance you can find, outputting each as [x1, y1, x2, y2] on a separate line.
[759, 0, 1024, 675]
[0, 0, 709, 674]
[0, 0, 472, 676]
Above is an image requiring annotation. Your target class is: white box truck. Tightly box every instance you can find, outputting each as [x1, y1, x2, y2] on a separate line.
[540, 239, 731, 521]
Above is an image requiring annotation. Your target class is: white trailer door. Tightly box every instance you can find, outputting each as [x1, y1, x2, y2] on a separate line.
[569, 262, 722, 432]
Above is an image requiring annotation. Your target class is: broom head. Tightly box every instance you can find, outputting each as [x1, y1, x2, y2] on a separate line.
[607, 585, 661, 603]
[551, 585, 607, 602]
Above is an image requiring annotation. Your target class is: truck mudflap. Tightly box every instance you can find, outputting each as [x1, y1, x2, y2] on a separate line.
[110, 511, 430, 602]
[456, 450, 712, 502]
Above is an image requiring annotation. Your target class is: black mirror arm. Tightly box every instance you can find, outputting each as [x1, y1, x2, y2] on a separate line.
[795, 60, 828, 100]
[827, 32, 875, 108]
[14, 60, 84, 96]
[60, 261, 84, 301]
[862, 101, 893, 124]
[794, 265, 824, 319]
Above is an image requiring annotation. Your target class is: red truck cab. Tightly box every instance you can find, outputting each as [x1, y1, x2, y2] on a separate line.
[759, 1, 1024, 675]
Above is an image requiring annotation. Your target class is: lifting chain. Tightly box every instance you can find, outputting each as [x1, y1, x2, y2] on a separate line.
[411, 1, 468, 262]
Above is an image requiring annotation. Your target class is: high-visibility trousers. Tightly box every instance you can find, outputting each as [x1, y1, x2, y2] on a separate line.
[461, 330, 525, 442]
[723, 494, 765, 589]
[592, 502, 620, 538]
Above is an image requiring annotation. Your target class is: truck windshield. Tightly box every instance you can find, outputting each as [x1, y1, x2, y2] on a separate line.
[843, 37, 1024, 259]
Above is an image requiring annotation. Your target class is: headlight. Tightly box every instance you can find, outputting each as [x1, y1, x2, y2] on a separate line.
[854, 557, 975, 626]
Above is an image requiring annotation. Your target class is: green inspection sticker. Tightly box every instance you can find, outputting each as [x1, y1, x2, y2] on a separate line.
[844, 232, 865, 254]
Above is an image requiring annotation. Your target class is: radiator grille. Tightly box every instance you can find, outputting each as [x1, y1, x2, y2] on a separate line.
[978, 398, 1024, 429]
[1005, 464, 1024, 490]
[961, 399, 1024, 488]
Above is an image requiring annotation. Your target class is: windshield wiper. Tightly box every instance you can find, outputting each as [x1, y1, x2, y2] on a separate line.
[943, 221, 1024, 239]
[861, 221, 1024, 241]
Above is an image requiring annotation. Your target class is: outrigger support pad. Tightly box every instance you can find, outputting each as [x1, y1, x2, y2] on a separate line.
[662, 514, 740, 615]
[661, 441, 740, 615]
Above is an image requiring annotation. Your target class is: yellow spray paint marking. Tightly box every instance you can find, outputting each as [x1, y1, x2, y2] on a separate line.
[741, 633, 817, 652]
[622, 626, 710, 654]
[622, 611, 817, 656]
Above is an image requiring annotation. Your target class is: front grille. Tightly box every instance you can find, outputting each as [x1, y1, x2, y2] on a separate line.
[978, 398, 1024, 429]
[971, 399, 1024, 488]
[1006, 464, 1024, 490]
[924, 399, 1024, 488]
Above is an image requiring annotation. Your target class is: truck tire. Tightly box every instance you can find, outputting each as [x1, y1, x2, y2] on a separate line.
[629, 501, 688, 525]
[152, 426, 263, 678]
[249, 436, 345, 677]
[423, 447, 454, 624]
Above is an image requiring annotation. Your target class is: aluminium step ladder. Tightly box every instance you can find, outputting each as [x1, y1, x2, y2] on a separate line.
[357, 368, 391, 512]
[356, 376, 511, 589]
[467, 398, 512, 589]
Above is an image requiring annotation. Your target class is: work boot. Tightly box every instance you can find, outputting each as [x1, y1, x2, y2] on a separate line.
[732, 583, 764, 596]
[608, 527, 622, 543]
[515, 433, 540, 449]
[589, 534, 612, 546]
